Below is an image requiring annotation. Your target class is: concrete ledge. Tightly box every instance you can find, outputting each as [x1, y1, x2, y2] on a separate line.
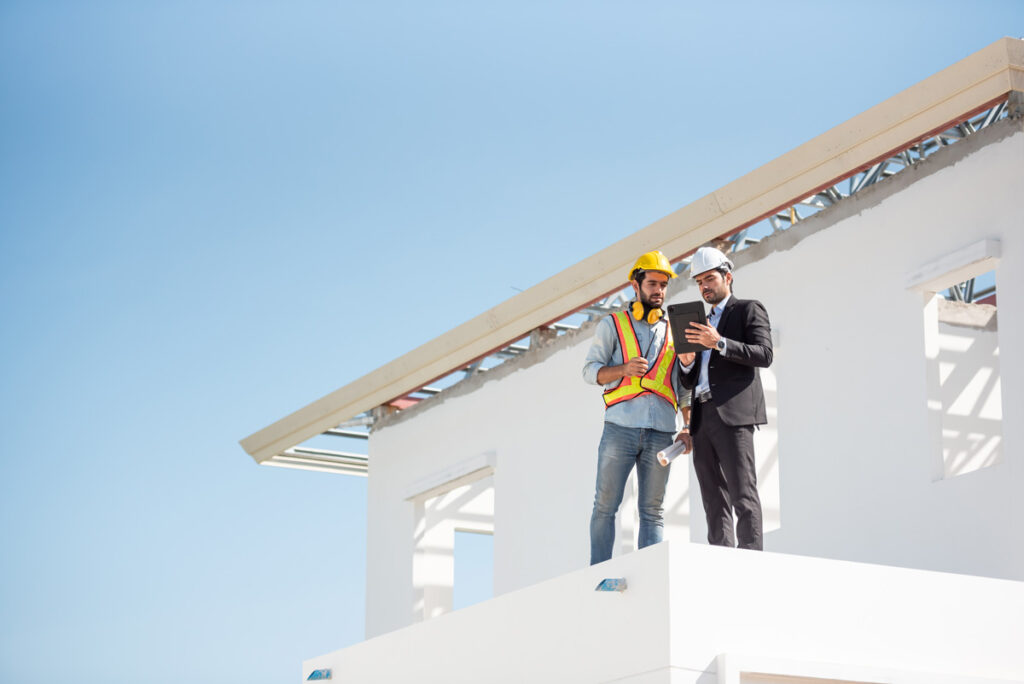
[403, 451, 496, 501]
[716, 653, 1019, 684]
[303, 543, 1024, 683]
[905, 238, 1001, 292]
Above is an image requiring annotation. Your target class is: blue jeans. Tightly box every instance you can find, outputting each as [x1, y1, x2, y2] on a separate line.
[590, 422, 674, 565]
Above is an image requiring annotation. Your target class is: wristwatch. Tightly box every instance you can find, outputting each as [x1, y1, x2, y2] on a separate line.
[715, 338, 726, 352]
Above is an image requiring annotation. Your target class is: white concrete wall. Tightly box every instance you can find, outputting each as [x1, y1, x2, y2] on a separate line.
[758, 128, 1023, 579]
[309, 542, 1024, 683]
[364, 125, 1024, 637]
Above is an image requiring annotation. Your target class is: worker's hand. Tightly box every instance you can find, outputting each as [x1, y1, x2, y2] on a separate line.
[677, 351, 695, 366]
[623, 357, 649, 377]
[674, 429, 692, 454]
[685, 322, 721, 349]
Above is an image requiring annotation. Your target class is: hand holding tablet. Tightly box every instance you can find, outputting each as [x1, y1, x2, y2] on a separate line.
[667, 302, 709, 354]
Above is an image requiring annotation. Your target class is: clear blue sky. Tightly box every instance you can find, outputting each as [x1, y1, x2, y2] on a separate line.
[1, 2, 1020, 682]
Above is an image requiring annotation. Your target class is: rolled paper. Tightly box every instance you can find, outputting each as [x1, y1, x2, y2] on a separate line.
[657, 440, 689, 467]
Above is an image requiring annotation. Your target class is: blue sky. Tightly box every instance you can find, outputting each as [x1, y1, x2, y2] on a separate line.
[1, 2, 1021, 682]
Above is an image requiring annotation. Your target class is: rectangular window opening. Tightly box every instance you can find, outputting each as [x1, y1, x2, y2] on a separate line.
[926, 267, 1002, 479]
[411, 468, 494, 622]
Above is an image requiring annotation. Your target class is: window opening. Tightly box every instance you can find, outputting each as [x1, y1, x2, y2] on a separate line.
[922, 264, 1001, 479]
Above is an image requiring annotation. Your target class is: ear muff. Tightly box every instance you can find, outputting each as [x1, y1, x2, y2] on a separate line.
[631, 300, 643, 320]
[631, 301, 664, 324]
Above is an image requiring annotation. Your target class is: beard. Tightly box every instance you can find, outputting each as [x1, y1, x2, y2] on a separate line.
[702, 288, 726, 304]
[640, 291, 663, 309]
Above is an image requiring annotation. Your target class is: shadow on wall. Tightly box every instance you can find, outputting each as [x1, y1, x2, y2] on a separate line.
[929, 298, 1002, 479]
[936, 305, 1001, 477]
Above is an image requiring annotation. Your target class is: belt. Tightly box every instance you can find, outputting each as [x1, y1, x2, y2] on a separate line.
[696, 389, 713, 403]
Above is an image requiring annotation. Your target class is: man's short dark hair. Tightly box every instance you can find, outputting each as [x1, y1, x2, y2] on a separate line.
[718, 267, 733, 290]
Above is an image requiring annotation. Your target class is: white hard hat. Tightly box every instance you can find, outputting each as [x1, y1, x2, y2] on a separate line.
[689, 246, 734, 279]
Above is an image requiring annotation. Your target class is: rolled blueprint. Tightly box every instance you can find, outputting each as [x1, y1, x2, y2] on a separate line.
[657, 440, 690, 467]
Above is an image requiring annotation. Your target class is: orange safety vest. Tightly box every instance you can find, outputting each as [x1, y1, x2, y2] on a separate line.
[602, 311, 678, 410]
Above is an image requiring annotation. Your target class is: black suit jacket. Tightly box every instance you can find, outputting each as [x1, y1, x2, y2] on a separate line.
[681, 297, 773, 434]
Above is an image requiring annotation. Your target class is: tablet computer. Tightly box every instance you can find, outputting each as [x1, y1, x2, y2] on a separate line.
[667, 302, 708, 354]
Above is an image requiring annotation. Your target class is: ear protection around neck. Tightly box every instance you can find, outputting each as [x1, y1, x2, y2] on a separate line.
[631, 301, 664, 324]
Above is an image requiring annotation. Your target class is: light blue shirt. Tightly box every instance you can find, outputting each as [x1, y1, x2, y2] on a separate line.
[582, 312, 688, 433]
[694, 294, 731, 396]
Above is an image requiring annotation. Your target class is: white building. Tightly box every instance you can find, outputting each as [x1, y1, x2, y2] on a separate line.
[241, 38, 1024, 683]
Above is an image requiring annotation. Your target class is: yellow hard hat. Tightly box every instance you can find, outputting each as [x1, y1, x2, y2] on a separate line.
[628, 250, 677, 281]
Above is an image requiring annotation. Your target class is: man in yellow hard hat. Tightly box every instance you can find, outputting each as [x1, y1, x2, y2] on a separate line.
[582, 250, 692, 565]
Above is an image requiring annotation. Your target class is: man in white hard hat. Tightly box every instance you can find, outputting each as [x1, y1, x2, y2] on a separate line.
[679, 246, 773, 550]
[582, 250, 691, 565]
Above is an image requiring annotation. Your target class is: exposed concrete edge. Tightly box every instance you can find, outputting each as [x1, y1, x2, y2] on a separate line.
[729, 115, 1022, 268]
[376, 116, 1022, 431]
[375, 312, 604, 430]
[938, 299, 998, 331]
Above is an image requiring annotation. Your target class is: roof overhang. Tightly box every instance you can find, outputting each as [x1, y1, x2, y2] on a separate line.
[241, 37, 1024, 466]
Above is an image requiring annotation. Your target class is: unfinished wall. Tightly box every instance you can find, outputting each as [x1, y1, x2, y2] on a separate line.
[364, 120, 1023, 638]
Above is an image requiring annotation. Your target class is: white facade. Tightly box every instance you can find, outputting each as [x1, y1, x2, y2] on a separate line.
[363, 119, 1023, 641]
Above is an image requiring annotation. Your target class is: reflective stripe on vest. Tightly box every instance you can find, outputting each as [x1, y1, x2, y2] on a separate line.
[602, 311, 677, 410]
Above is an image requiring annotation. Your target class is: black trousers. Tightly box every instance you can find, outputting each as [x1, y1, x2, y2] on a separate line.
[692, 400, 763, 550]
